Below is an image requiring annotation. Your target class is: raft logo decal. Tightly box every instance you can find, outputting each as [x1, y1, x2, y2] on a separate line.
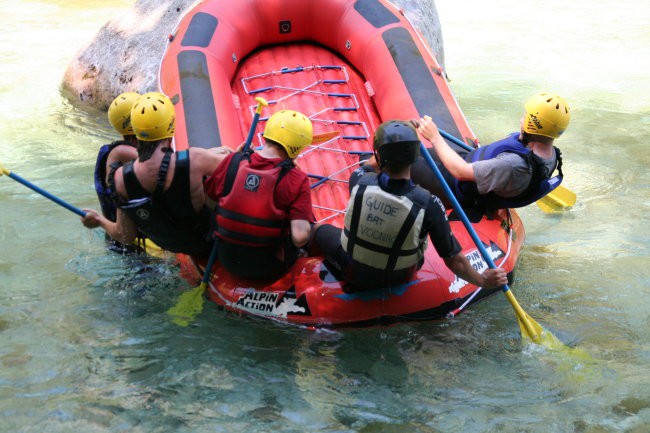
[244, 174, 260, 192]
[448, 242, 505, 293]
[136, 209, 150, 220]
[235, 287, 311, 318]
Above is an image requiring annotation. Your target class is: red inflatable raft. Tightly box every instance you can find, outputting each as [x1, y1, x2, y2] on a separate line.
[159, 0, 525, 327]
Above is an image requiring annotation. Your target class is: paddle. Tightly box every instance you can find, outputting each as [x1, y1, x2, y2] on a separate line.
[1, 159, 174, 259]
[418, 142, 570, 349]
[436, 128, 576, 212]
[0, 160, 86, 217]
[167, 96, 269, 326]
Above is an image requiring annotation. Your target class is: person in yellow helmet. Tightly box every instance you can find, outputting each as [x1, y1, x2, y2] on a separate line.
[412, 92, 571, 213]
[204, 109, 315, 281]
[82, 91, 231, 257]
[94, 92, 140, 252]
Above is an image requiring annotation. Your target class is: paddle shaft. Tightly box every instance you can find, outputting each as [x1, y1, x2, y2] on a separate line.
[2, 169, 86, 217]
[438, 128, 475, 152]
[242, 97, 269, 154]
[199, 97, 268, 283]
[419, 144, 500, 280]
[419, 143, 538, 338]
[200, 239, 220, 284]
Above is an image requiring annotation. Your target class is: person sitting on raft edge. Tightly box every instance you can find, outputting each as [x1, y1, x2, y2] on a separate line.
[410, 92, 571, 213]
[310, 119, 507, 293]
[203, 109, 314, 282]
[81, 91, 232, 257]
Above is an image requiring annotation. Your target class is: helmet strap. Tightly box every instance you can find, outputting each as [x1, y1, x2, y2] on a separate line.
[373, 149, 384, 170]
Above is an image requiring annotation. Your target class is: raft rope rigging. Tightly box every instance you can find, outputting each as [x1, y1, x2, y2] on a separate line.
[241, 64, 372, 224]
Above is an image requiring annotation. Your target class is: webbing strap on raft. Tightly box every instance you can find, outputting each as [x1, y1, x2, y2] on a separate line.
[240, 64, 373, 224]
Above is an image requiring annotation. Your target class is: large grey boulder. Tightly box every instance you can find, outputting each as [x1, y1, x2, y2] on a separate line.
[61, 0, 445, 110]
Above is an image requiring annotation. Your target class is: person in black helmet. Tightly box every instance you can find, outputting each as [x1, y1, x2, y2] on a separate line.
[311, 120, 507, 292]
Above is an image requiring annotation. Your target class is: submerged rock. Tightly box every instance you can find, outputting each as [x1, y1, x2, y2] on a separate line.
[61, 0, 445, 110]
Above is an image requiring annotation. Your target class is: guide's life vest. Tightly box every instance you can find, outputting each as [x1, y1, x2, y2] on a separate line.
[341, 173, 430, 272]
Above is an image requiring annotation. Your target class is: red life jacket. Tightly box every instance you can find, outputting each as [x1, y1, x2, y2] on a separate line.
[215, 153, 293, 247]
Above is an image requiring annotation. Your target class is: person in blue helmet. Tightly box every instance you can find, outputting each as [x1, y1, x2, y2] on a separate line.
[311, 120, 507, 293]
[412, 92, 571, 212]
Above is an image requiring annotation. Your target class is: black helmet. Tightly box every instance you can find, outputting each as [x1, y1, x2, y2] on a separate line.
[373, 120, 420, 169]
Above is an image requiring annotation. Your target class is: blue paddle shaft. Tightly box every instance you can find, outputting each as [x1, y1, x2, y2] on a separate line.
[8, 171, 86, 217]
[438, 128, 474, 152]
[242, 111, 261, 154]
[201, 239, 220, 283]
[419, 143, 509, 293]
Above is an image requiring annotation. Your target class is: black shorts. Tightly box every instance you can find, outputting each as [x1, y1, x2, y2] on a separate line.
[217, 239, 298, 281]
[313, 224, 415, 292]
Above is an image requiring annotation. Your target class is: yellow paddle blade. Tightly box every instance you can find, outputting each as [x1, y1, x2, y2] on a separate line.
[139, 238, 172, 259]
[166, 282, 208, 327]
[535, 198, 556, 213]
[0, 160, 9, 176]
[311, 131, 340, 144]
[515, 310, 559, 346]
[505, 290, 596, 365]
[536, 185, 577, 213]
[518, 315, 599, 383]
[504, 290, 566, 347]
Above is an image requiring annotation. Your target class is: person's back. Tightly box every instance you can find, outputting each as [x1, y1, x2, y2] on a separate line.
[204, 109, 314, 281]
[312, 120, 507, 292]
[82, 92, 229, 257]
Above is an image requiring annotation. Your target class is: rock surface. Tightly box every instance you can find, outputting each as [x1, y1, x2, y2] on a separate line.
[61, 0, 445, 110]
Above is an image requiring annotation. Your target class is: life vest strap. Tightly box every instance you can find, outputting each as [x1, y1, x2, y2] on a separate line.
[342, 227, 420, 256]
[217, 207, 287, 228]
[217, 227, 284, 246]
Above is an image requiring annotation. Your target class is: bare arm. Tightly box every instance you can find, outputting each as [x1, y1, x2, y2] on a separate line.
[191, 147, 232, 178]
[290, 219, 311, 247]
[443, 253, 508, 289]
[417, 115, 475, 181]
[81, 208, 139, 245]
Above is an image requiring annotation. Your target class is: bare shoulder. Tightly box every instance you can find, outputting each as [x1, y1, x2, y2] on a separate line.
[189, 147, 230, 175]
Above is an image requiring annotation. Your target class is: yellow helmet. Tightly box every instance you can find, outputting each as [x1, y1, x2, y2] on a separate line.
[262, 110, 313, 159]
[130, 92, 175, 141]
[107, 92, 140, 135]
[523, 92, 571, 139]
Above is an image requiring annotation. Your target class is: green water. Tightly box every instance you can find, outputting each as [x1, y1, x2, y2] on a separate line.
[0, 1, 648, 432]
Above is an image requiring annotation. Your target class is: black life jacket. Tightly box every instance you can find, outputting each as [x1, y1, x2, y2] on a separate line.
[113, 149, 212, 256]
[94, 140, 135, 221]
[215, 152, 293, 247]
[454, 133, 564, 209]
[341, 173, 430, 272]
